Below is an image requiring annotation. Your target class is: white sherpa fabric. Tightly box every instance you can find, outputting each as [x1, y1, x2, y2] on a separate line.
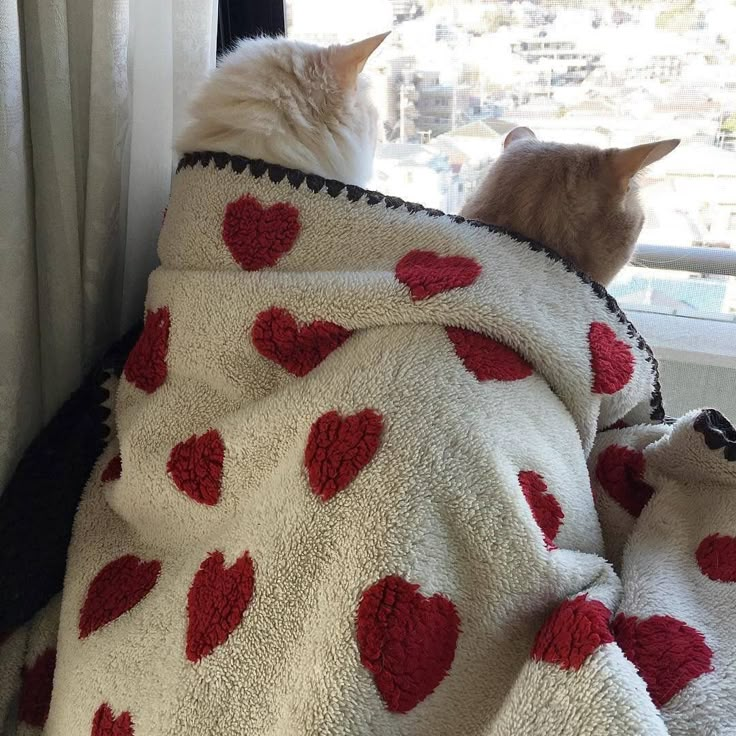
[4, 154, 735, 735]
[591, 412, 736, 735]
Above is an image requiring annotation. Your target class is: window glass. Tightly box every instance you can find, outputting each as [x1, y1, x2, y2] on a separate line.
[286, 0, 736, 318]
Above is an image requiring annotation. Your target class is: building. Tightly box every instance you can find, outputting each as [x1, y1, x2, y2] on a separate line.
[511, 36, 603, 91]
[655, 144, 736, 248]
[435, 121, 500, 167]
[383, 56, 420, 141]
[369, 142, 463, 212]
[391, 0, 419, 22]
[413, 70, 473, 135]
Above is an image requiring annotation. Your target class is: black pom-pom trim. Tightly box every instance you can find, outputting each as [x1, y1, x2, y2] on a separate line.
[694, 409, 736, 461]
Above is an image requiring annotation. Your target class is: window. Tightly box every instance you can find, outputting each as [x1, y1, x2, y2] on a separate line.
[286, 0, 736, 320]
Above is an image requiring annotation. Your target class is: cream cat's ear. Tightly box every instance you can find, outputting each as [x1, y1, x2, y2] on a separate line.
[329, 32, 391, 89]
[504, 126, 536, 148]
[611, 139, 680, 188]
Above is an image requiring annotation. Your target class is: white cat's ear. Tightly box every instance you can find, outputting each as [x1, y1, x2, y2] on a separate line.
[504, 126, 536, 148]
[611, 139, 680, 186]
[329, 32, 391, 89]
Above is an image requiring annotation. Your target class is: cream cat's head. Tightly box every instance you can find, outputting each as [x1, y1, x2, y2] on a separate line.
[460, 127, 680, 285]
[177, 33, 389, 186]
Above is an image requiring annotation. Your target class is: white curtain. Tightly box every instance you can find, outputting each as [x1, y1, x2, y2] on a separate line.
[0, 0, 218, 489]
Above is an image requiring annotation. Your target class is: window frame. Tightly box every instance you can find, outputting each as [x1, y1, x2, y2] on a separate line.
[634, 244, 736, 281]
[626, 309, 736, 369]
[218, 0, 286, 55]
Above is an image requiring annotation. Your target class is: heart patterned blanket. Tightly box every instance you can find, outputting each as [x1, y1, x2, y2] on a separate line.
[2, 153, 735, 735]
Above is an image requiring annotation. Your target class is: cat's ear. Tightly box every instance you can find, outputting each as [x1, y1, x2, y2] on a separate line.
[329, 32, 391, 90]
[504, 126, 536, 148]
[611, 139, 680, 189]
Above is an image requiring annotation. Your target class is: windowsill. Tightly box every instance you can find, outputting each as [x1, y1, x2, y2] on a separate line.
[625, 309, 736, 369]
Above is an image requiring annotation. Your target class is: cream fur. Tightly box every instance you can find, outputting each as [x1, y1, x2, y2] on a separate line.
[176, 37, 380, 186]
[461, 131, 679, 286]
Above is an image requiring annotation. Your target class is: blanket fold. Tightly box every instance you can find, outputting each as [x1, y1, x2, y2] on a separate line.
[2, 153, 733, 736]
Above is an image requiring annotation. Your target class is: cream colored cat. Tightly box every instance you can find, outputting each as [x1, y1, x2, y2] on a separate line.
[461, 127, 680, 285]
[177, 33, 389, 186]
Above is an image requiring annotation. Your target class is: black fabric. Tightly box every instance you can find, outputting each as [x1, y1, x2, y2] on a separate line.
[694, 409, 736, 461]
[217, 0, 286, 56]
[0, 324, 141, 634]
[176, 150, 666, 421]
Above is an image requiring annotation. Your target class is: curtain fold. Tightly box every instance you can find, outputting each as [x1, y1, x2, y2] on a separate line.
[0, 0, 42, 492]
[0, 0, 218, 489]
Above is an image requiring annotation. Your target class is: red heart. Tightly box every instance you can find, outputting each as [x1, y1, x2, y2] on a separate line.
[91, 703, 134, 736]
[18, 648, 56, 727]
[603, 419, 630, 431]
[167, 430, 225, 506]
[518, 471, 564, 549]
[446, 327, 533, 381]
[101, 454, 122, 483]
[696, 534, 736, 582]
[595, 444, 654, 517]
[251, 307, 352, 377]
[222, 195, 300, 270]
[186, 550, 255, 663]
[588, 322, 634, 395]
[305, 410, 383, 501]
[356, 575, 460, 713]
[532, 595, 613, 671]
[124, 307, 170, 394]
[79, 555, 161, 639]
[395, 250, 481, 301]
[613, 613, 713, 707]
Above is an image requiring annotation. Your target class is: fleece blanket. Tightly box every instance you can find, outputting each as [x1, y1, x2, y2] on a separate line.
[2, 152, 735, 735]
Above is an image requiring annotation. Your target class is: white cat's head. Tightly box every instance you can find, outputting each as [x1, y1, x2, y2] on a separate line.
[177, 33, 389, 186]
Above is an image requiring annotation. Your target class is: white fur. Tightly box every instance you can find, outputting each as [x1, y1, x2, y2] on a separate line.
[177, 36, 379, 186]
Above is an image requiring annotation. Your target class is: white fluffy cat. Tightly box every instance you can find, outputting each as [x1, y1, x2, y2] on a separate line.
[177, 33, 389, 186]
